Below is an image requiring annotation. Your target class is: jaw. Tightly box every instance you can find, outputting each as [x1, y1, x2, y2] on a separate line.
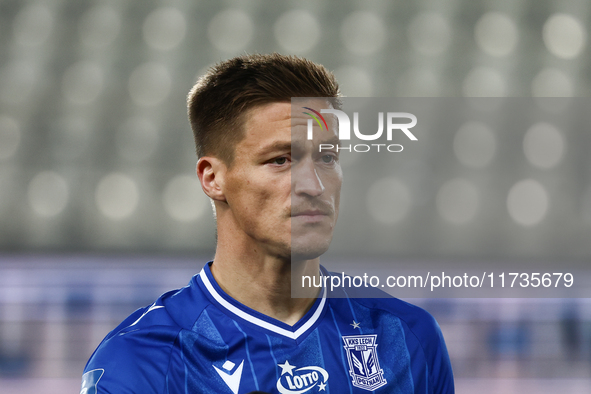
[290, 232, 333, 262]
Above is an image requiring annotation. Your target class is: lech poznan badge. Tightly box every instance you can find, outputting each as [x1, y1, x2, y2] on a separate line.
[342, 334, 387, 391]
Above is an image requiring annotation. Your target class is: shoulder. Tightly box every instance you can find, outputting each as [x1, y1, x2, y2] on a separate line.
[83, 299, 181, 393]
[83, 275, 210, 393]
[84, 323, 181, 393]
[327, 272, 442, 342]
[352, 296, 443, 344]
[330, 282, 455, 393]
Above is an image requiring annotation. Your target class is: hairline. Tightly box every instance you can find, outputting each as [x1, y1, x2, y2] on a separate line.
[209, 97, 335, 168]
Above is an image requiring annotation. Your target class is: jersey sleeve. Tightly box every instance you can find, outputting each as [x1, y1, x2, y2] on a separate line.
[81, 304, 181, 394]
[403, 305, 454, 394]
[423, 313, 454, 394]
[82, 327, 179, 394]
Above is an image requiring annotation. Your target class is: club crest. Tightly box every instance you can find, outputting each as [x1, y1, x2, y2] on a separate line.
[342, 334, 387, 391]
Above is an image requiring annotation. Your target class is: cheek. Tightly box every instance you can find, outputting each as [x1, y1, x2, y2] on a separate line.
[236, 181, 284, 218]
[225, 170, 290, 219]
[328, 173, 343, 204]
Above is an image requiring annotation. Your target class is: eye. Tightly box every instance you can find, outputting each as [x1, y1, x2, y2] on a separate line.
[321, 154, 336, 164]
[268, 155, 291, 166]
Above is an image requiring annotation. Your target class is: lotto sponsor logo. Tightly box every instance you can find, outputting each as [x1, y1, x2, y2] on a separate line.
[276, 360, 329, 394]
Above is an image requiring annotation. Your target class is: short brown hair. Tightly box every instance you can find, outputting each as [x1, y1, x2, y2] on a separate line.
[187, 53, 340, 164]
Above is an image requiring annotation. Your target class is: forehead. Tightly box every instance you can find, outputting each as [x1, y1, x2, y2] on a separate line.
[236, 102, 291, 152]
[239, 100, 337, 148]
[244, 101, 292, 127]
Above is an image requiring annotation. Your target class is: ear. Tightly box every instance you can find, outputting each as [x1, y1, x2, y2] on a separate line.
[196, 156, 226, 202]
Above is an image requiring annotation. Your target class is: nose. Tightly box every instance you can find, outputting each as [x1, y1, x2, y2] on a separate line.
[292, 159, 325, 197]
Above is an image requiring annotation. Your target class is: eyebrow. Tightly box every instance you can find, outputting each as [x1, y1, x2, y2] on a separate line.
[290, 135, 341, 154]
[322, 135, 341, 147]
[257, 141, 292, 155]
[257, 136, 341, 156]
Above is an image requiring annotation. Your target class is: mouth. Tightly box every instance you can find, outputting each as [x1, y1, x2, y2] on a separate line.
[291, 209, 332, 223]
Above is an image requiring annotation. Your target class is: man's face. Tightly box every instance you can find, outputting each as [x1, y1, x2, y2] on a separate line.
[221, 100, 342, 261]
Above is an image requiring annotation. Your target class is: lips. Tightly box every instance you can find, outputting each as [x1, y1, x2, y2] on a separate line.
[292, 209, 327, 217]
[291, 211, 329, 224]
[291, 205, 333, 222]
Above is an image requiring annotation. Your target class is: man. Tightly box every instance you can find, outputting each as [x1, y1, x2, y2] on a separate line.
[81, 54, 454, 394]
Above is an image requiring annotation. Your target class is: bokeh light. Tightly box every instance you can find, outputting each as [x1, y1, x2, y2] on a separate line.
[95, 173, 139, 220]
[543, 13, 586, 59]
[208, 9, 254, 53]
[507, 179, 549, 226]
[474, 12, 518, 57]
[27, 171, 69, 217]
[531, 68, 573, 97]
[163, 175, 209, 222]
[274, 10, 320, 53]
[143, 7, 187, 51]
[13, 3, 54, 47]
[523, 123, 565, 169]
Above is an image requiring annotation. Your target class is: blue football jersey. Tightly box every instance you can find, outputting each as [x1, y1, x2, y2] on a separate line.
[81, 263, 454, 394]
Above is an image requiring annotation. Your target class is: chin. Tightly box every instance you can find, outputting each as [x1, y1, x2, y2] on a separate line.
[290, 241, 331, 261]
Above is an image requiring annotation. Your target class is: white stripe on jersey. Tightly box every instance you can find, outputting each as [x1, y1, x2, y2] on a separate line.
[199, 267, 326, 340]
[129, 304, 165, 327]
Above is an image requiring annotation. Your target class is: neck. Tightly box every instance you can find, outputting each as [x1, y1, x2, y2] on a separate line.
[211, 230, 321, 326]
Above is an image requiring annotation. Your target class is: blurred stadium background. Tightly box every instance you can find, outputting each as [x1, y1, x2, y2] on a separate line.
[0, 0, 590, 393]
